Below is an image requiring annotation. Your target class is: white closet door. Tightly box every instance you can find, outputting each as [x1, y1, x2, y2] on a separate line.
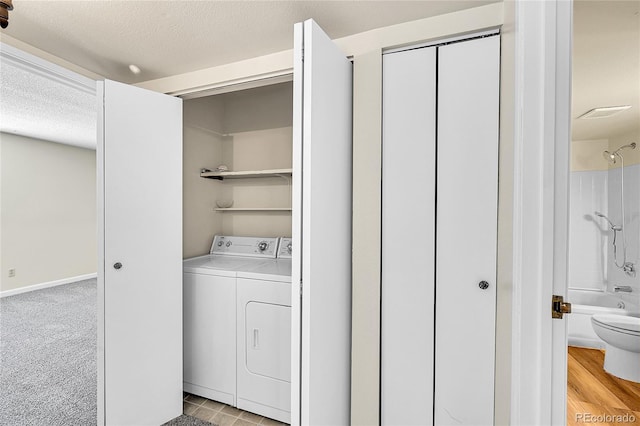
[435, 36, 499, 425]
[292, 19, 353, 426]
[98, 79, 183, 425]
[381, 47, 437, 426]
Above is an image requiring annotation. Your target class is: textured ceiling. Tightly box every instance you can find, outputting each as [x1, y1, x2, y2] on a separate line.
[0, 0, 637, 150]
[0, 0, 498, 150]
[2, 0, 498, 84]
[0, 58, 96, 149]
[572, 0, 640, 141]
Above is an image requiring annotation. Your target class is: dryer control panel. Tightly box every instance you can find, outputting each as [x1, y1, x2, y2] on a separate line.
[210, 236, 278, 258]
[278, 237, 293, 259]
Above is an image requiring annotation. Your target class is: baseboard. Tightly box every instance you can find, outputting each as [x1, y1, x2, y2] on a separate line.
[568, 336, 605, 350]
[0, 273, 97, 298]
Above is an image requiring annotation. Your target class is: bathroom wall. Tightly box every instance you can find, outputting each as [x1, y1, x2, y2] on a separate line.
[569, 132, 640, 295]
[606, 164, 640, 287]
[609, 130, 640, 168]
[568, 139, 610, 290]
[606, 130, 640, 295]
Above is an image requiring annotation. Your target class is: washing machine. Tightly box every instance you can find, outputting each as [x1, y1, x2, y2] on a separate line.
[236, 238, 292, 424]
[183, 235, 279, 405]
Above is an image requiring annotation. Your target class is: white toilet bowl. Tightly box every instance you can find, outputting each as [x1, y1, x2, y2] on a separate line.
[591, 314, 640, 383]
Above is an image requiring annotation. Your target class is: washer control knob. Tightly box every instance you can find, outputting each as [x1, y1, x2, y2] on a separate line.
[478, 280, 489, 290]
[287, 243, 292, 254]
[226, 241, 232, 247]
[217, 241, 224, 247]
[258, 241, 268, 251]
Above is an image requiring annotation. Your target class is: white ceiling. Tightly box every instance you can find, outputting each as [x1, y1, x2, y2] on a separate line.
[0, 50, 97, 149]
[572, 0, 639, 141]
[0, 0, 498, 149]
[0, 0, 637, 149]
[2, 0, 497, 84]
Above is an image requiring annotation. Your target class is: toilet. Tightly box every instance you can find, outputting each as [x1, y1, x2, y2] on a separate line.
[591, 314, 640, 383]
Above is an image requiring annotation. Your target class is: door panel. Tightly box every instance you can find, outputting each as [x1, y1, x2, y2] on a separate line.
[292, 19, 353, 426]
[98, 79, 182, 425]
[381, 35, 500, 426]
[183, 273, 235, 405]
[381, 46, 437, 425]
[434, 36, 500, 425]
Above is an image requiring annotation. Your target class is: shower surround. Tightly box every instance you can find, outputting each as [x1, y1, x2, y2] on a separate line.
[568, 138, 640, 298]
[568, 138, 640, 348]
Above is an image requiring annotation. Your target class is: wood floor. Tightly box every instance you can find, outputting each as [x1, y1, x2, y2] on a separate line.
[568, 346, 640, 425]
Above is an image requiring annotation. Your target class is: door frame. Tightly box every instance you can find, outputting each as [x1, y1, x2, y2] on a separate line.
[509, 0, 572, 424]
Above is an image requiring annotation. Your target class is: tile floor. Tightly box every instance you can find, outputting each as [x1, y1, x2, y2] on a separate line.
[183, 393, 288, 426]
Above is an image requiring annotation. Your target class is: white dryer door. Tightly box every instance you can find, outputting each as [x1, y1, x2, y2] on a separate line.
[246, 302, 292, 381]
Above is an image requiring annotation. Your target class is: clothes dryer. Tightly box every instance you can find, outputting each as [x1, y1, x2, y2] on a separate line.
[236, 238, 293, 423]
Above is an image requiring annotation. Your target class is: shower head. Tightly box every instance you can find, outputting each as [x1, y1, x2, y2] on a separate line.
[602, 142, 637, 164]
[595, 211, 622, 231]
[603, 150, 617, 164]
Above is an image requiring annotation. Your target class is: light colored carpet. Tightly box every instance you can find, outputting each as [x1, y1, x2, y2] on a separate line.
[0, 279, 213, 426]
[0, 279, 97, 425]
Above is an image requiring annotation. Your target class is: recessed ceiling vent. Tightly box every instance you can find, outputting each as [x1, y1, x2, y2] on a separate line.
[578, 105, 632, 119]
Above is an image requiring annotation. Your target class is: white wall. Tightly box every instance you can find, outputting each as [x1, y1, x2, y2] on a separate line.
[568, 139, 610, 291]
[606, 163, 640, 293]
[609, 129, 640, 168]
[183, 95, 225, 258]
[495, 1, 515, 423]
[606, 130, 640, 294]
[571, 138, 610, 172]
[137, 3, 504, 96]
[568, 133, 640, 295]
[182, 82, 293, 257]
[218, 127, 292, 238]
[350, 49, 382, 426]
[568, 169, 609, 290]
[0, 132, 96, 292]
[222, 82, 293, 134]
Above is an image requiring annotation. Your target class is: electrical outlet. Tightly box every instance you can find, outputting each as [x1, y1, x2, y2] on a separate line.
[8, 268, 15, 278]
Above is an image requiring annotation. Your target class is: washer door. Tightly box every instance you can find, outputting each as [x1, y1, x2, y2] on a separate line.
[246, 301, 291, 382]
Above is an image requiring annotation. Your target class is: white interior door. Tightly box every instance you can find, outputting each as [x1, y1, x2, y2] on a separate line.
[381, 34, 499, 426]
[434, 35, 500, 425]
[97, 79, 183, 426]
[292, 19, 353, 426]
[381, 46, 437, 425]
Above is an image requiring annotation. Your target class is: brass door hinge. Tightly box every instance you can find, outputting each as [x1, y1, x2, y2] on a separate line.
[552, 295, 572, 319]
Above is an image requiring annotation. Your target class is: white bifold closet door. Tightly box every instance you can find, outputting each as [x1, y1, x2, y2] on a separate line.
[98, 80, 183, 426]
[382, 35, 499, 425]
[291, 19, 353, 426]
[381, 45, 437, 426]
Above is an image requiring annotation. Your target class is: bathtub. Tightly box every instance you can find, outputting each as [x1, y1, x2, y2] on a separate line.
[567, 289, 639, 349]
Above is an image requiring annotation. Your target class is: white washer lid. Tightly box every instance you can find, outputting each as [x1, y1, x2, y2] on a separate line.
[592, 314, 640, 333]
